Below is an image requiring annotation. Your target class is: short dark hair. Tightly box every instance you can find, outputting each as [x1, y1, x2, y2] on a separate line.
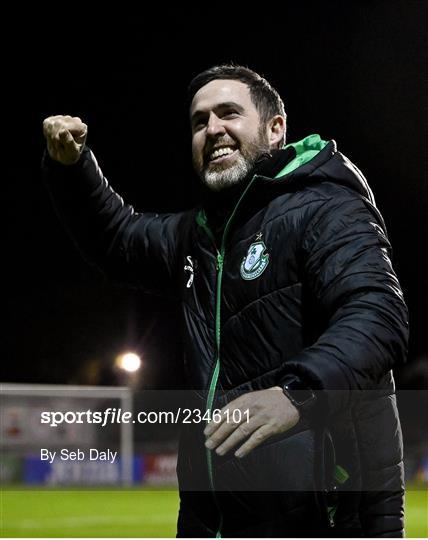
[188, 64, 286, 143]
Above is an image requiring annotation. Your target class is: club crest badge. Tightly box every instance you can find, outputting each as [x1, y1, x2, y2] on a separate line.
[240, 240, 269, 280]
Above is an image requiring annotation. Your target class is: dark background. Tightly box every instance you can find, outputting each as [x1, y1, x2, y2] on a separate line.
[5, 2, 428, 391]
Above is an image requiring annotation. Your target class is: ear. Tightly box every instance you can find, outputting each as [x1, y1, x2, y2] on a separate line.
[267, 115, 286, 149]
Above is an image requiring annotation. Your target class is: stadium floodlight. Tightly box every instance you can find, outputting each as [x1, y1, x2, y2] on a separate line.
[116, 352, 141, 373]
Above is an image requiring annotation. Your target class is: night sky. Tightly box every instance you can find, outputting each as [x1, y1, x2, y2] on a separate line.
[5, 3, 428, 390]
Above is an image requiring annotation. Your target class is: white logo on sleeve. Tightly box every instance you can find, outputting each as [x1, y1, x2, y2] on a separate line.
[184, 256, 194, 288]
[240, 241, 269, 280]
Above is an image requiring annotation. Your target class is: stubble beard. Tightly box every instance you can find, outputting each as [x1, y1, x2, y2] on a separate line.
[196, 127, 270, 192]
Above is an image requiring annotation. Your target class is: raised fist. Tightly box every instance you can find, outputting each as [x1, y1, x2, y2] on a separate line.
[43, 115, 88, 165]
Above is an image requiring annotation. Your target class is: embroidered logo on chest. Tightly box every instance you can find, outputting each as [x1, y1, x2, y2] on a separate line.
[240, 238, 269, 280]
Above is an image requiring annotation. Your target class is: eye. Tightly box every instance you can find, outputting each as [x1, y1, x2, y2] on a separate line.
[192, 118, 207, 132]
[223, 110, 238, 119]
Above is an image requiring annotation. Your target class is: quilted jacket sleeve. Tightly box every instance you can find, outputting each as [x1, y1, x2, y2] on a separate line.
[42, 147, 183, 297]
[278, 184, 409, 415]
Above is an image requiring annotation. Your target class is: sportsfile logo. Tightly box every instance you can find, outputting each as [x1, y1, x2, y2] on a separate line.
[40, 408, 250, 426]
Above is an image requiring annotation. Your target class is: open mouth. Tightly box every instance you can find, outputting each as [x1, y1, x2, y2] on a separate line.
[207, 146, 238, 165]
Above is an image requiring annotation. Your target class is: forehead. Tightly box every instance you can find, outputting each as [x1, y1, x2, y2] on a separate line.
[190, 79, 256, 115]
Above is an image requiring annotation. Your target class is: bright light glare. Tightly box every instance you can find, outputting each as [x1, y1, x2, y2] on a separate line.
[116, 352, 141, 372]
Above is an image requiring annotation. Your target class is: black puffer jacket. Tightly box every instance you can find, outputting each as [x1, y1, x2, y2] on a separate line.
[43, 135, 408, 537]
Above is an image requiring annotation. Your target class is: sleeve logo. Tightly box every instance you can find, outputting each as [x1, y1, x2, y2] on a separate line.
[184, 255, 194, 288]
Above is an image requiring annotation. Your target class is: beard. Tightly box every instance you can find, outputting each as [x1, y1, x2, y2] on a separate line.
[194, 127, 270, 192]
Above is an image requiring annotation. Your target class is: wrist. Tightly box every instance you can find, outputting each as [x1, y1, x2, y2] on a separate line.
[279, 375, 317, 418]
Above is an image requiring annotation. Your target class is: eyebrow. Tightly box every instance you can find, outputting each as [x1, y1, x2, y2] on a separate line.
[191, 101, 245, 125]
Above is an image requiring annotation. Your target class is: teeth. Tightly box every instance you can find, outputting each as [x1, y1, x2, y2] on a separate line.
[210, 147, 235, 160]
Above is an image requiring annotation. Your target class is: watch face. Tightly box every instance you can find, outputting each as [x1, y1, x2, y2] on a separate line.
[283, 380, 316, 406]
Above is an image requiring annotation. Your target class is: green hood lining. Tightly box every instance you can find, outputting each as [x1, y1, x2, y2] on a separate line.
[196, 134, 329, 228]
[276, 134, 329, 178]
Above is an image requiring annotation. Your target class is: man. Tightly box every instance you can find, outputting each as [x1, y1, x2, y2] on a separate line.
[42, 65, 408, 537]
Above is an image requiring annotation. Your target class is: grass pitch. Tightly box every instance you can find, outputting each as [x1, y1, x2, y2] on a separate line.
[1, 486, 426, 537]
[1, 488, 179, 538]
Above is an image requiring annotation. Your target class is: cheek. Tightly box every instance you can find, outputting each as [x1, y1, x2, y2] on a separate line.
[192, 138, 203, 163]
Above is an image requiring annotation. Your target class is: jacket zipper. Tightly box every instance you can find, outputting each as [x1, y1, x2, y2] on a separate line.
[202, 175, 259, 537]
[206, 250, 223, 492]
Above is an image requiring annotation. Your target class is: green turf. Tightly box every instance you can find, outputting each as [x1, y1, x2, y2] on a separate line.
[1, 488, 179, 538]
[1, 486, 427, 537]
[405, 488, 428, 538]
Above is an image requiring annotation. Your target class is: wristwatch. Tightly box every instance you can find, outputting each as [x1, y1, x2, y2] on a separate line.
[281, 376, 317, 416]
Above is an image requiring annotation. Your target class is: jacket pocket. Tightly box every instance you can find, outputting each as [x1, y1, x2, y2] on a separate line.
[315, 428, 351, 529]
[214, 428, 317, 492]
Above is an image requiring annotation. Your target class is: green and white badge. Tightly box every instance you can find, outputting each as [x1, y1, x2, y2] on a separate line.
[240, 240, 270, 280]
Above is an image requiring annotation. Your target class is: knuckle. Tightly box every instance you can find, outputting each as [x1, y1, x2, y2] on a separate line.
[270, 423, 281, 434]
[210, 435, 221, 445]
[44, 119, 54, 131]
[237, 424, 249, 437]
[253, 431, 265, 443]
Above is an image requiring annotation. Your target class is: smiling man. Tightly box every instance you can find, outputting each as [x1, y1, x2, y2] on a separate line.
[42, 64, 408, 537]
[190, 78, 284, 191]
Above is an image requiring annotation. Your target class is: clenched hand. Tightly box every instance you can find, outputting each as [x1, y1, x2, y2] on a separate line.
[204, 387, 300, 458]
[43, 115, 87, 165]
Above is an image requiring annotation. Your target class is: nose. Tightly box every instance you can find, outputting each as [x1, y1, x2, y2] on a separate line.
[206, 113, 226, 137]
